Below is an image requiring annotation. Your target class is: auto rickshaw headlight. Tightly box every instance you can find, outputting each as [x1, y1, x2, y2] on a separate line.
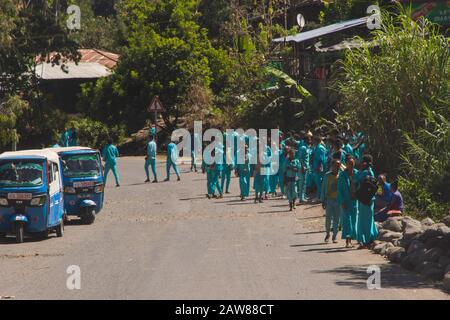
[0, 198, 8, 206]
[64, 187, 76, 194]
[94, 185, 104, 193]
[30, 196, 46, 207]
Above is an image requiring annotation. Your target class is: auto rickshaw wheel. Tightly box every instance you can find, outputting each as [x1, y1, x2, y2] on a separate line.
[56, 220, 64, 237]
[15, 223, 24, 243]
[81, 208, 96, 225]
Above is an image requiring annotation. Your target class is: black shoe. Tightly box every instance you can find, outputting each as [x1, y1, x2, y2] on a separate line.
[145, 179, 150, 183]
[177, 177, 181, 181]
[324, 234, 331, 243]
[164, 178, 170, 182]
[152, 179, 158, 183]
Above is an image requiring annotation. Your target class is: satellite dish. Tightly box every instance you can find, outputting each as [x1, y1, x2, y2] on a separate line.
[297, 13, 306, 31]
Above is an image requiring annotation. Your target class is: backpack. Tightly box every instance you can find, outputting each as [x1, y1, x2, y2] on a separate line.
[355, 176, 378, 206]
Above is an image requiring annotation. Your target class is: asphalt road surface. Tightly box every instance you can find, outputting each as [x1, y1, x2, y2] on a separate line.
[0, 157, 448, 300]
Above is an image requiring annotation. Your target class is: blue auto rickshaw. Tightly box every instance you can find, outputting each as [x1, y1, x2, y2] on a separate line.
[0, 150, 65, 243]
[47, 147, 104, 225]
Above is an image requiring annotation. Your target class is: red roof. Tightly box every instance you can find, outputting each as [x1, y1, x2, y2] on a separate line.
[78, 49, 119, 69]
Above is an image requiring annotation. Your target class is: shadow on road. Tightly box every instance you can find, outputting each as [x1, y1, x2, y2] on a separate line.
[313, 264, 443, 292]
[294, 231, 325, 235]
[290, 243, 329, 247]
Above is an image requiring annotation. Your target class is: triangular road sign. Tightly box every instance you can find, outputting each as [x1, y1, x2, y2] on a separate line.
[148, 96, 165, 112]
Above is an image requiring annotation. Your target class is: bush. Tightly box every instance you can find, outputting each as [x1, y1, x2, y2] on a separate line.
[66, 118, 126, 150]
[399, 177, 450, 221]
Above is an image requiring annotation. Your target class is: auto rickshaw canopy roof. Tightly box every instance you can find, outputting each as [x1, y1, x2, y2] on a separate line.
[0, 149, 61, 164]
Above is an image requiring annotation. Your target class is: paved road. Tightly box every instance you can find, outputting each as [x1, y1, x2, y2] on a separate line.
[0, 157, 448, 300]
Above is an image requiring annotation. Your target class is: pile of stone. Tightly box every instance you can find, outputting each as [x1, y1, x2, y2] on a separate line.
[370, 214, 450, 292]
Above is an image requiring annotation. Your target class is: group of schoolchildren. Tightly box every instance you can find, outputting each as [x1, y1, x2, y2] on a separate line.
[196, 127, 405, 250]
[67, 123, 404, 250]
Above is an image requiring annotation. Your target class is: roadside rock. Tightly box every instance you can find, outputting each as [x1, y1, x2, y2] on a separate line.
[380, 242, 394, 256]
[402, 217, 422, 231]
[387, 247, 406, 263]
[416, 261, 439, 273]
[423, 247, 445, 263]
[425, 236, 443, 249]
[407, 240, 425, 255]
[437, 225, 450, 239]
[373, 242, 387, 254]
[383, 218, 403, 232]
[437, 238, 450, 251]
[421, 266, 445, 281]
[438, 256, 450, 268]
[401, 248, 427, 270]
[378, 231, 403, 242]
[441, 215, 450, 228]
[418, 228, 442, 243]
[444, 272, 450, 292]
[403, 225, 424, 241]
[421, 218, 435, 227]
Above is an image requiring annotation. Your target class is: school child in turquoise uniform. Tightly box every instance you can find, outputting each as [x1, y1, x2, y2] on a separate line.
[269, 141, 280, 196]
[278, 146, 289, 198]
[221, 145, 234, 194]
[145, 135, 158, 183]
[337, 156, 358, 248]
[191, 132, 201, 172]
[284, 149, 301, 211]
[262, 144, 272, 199]
[236, 146, 251, 200]
[60, 128, 70, 147]
[321, 159, 341, 243]
[102, 139, 120, 187]
[298, 135, 311, 203]
[165, 140, 181, 181]
[312, 135, 327, 201]
[354, 154, 378, 248]
[252, 162, 265, 203]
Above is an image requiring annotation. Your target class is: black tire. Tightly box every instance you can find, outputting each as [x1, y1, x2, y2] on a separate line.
[15, 223, 24, 243]
[0, 232, 6, 238]
[81, 208, 96, 225]
[56, 219, 64, 237]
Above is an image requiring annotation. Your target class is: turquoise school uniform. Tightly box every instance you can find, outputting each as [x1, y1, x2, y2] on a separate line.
[103, 143, 120, 185]
[221, 146, 234, 194]
[269, 148, 281, 194]
[262, 145, 272, 194]
[298, 145, 310, 202]
[337, 169, 358, 240]
[236, 153, 251, 198]
[145, 140, 158, 181]
[343, 143, 353, 157]
[354, 167, 378, 244]
[321, 171, 341, 238]
[166, 142, 180, 180]
[252, 165, 265, 198]
[313, 143, 327, 199]
[278, 151, 287, 195]
[284, 159, 300, 202]
[60, 130, 70, 147]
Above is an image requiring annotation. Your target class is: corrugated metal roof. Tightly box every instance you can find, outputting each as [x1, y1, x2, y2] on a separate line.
[34, 62, 112, 80]
[35, 48, 119, 70]
[313, 38, 370, 52]
[273, 17, 368, 43]
[78, 49, 119, 69]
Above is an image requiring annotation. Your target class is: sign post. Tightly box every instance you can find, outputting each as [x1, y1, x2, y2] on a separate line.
[147, 96, 165, 143]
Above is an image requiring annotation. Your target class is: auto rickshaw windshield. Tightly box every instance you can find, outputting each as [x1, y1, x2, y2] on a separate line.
[61, 154, 101, 178]
[0, 160, 45, 187]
